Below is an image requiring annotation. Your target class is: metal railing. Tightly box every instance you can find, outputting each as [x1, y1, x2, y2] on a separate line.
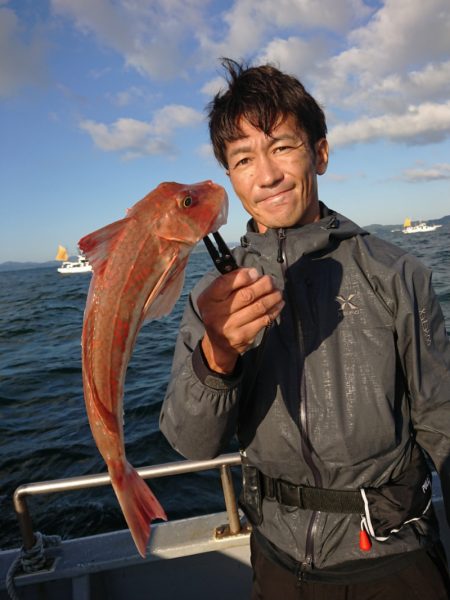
[13, 453, 243, 551]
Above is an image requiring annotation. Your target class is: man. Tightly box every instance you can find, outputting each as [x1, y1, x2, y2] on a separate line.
[160, 59, 450, 599]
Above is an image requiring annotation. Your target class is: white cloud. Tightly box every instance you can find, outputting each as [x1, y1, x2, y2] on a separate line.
[197, 0, 370, 67]
[79, 104, 203, 158]
[332, 60, 450, 116]
[349, 0, 450, 70]
[108, 86, 145, 107]
[200, 76, 227, 98]
[256, 0, 371, 31]
[6, 0, 449, 155]
[0, 7, 48, 97]
[402, 163, 450, 182]
[151, 105, 204, 136]
[256, 36, 329, 79]
[51, 0, 206, 79]
[328, 101, 450, 147]
[315, 0, 450, 108]
[195, 1, 450, 153]
[79, 118, 152, 151]
[305, 0, 450, 152]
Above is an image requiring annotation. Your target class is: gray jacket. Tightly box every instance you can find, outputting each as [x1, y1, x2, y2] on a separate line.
[160, 204, 450, 574]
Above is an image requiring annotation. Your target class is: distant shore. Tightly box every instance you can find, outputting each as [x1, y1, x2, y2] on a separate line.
[2, 215, 449, 272]
[0, 244, 213, 273]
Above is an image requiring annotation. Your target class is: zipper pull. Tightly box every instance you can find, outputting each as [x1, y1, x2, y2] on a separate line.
[359, 519, 372, 552]
[277, 228, 286, 263]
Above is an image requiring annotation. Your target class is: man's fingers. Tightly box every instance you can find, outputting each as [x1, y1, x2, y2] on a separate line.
[198, 266, 284, 360]
[223, 300, 285, 352]
[230, 293, 284, 327]
[231, 276, 281, 312]
[200, 268, 260, 302]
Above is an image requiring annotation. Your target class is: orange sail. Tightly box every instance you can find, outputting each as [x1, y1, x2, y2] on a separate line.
[55, 245, 69, 261]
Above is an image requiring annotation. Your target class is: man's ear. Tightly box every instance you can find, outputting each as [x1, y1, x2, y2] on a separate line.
[315, 138, 329, 175]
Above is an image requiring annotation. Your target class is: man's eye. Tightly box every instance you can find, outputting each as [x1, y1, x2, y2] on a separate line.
[274, 145, 290, 153]
[235, 157, 250, 168]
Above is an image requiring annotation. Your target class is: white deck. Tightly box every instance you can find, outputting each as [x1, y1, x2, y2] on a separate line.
[0, 512, 252, 600]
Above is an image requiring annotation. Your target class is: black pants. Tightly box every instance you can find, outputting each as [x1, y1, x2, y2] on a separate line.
[250, 534, 450, 600]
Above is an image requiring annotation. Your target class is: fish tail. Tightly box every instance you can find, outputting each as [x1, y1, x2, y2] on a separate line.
[109, 460, 167, 558]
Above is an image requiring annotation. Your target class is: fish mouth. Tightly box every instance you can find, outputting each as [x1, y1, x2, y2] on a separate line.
[210, 189, 229, 232]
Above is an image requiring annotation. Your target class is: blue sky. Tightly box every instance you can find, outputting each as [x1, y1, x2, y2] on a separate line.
[1, 0, 450, 262]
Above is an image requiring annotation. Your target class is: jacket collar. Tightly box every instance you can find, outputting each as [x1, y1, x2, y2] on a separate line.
[240, 202, 368, 259]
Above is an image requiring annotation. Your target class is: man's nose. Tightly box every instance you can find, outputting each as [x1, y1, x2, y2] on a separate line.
[256, 154, 283, 187]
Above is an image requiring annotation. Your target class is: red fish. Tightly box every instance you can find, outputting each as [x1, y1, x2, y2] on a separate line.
[79, 181, 228, 557]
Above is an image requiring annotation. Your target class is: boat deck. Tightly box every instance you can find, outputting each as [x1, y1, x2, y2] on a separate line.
[1, 465, 448, 600]
[0, 512, 251, 600]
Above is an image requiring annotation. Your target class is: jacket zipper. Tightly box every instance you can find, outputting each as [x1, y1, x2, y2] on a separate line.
[276, 228, 322, 578]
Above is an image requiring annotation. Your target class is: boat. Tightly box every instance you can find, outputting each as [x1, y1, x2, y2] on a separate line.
[57, 255, 92, 274]
[56, 246, 92, 274]
[0, 457, 448, 599]
[1, 453, 449, 599]
[402, 218, 442, 234]
[0, 454, 251, 600]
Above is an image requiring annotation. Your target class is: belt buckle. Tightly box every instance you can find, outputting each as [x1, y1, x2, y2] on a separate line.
[274, 480, 283, 504]
[276, 480, 304, 508]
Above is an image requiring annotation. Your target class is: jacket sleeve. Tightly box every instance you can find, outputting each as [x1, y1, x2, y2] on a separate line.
[392, 255, 450, 525]
[159, 272, 243, 460]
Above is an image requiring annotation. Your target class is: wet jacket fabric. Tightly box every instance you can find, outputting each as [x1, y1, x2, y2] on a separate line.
[160, 204, 450, 575]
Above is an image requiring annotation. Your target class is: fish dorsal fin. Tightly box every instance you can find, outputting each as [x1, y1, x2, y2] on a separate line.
[143, 253, 188, 321]
[79, 218, 129, 277]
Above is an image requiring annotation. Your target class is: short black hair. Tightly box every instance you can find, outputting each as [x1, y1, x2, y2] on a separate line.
[207, 58, 327, 169]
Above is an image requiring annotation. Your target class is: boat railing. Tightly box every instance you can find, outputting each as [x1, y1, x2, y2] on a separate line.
[13, 452, 244, 552]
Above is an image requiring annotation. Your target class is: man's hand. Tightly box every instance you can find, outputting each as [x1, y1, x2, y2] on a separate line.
[198, 268, 284, 374]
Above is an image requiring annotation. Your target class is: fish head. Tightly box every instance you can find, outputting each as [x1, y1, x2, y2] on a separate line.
[150, 180, 228, 244]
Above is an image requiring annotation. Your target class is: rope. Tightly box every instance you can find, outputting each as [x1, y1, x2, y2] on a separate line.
[5, 532, 62, 600]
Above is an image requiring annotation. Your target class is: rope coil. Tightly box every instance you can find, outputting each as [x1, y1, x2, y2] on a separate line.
[6, 532, 62, 600]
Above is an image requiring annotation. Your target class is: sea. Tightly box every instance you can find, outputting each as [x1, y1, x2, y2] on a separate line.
[1, 226, 449, 551]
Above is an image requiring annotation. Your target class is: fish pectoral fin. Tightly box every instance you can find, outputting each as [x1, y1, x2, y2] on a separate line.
[154, 211, 200, 244]
[79, 217, 131, 276]
[143, 254, 188, 321]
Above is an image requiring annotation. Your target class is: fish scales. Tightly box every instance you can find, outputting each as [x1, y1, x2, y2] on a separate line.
[79, 180, 228, 557]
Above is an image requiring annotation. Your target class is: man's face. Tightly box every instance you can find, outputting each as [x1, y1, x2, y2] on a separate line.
[225, 115, 328, 232]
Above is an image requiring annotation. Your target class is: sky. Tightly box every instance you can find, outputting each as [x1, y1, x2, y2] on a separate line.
[1, 0, 450, 263]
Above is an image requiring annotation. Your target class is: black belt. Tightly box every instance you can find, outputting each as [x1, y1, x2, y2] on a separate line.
[261, 474, 364, 514]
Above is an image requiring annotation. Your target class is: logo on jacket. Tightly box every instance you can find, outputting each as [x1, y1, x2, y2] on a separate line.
[419, 307, 432, 347]
[336, 293, 358, 313]
[422, 475, 431, 495]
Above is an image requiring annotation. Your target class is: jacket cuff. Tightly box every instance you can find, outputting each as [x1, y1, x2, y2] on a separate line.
[192, 341, 242, 390]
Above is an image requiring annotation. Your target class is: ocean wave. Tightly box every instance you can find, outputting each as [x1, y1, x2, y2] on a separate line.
[1, 240, 448, 549]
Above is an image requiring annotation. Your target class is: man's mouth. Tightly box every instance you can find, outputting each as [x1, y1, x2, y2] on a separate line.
[256, 187, 293, 204]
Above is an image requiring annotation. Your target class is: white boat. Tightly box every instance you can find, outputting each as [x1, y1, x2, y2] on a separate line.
[56, 246, 92, 274]
[57, 255, 92, 274]
[402, 218, 442, 234]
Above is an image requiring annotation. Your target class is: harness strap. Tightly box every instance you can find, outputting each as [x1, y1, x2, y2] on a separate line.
[261, 474, 364, 514]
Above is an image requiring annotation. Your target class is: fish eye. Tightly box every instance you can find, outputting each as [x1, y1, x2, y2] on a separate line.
[182, 195, 193, 208]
